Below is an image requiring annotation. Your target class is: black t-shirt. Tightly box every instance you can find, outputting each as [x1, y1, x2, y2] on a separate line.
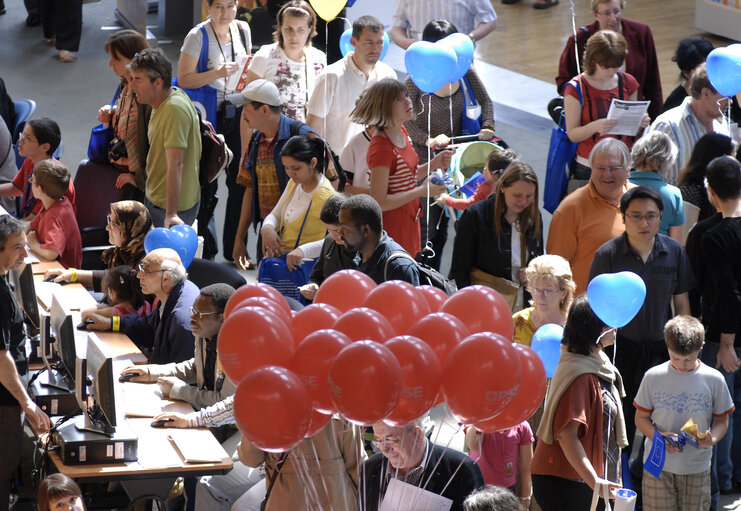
[0, 275, 28, 405]
[703, 217, 741, 344]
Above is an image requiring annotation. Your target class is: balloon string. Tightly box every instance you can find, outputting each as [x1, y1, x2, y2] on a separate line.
[411, 422, 463, 510]
[425, 94, 432, 255]
[448, 84, 454, 136]
[570, 0, 580, 75]
[400, 428, 421, 510]
[309, 437, 335, 511]
[322, 21, 328, 140]
[293, 447, 321, 509]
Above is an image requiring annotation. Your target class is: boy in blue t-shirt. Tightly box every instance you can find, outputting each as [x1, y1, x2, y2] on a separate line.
[634, 315, 734, 510]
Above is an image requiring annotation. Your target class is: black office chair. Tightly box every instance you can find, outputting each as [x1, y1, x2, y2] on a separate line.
[72, 160, 127, 270]
[187, 258, 246, 290]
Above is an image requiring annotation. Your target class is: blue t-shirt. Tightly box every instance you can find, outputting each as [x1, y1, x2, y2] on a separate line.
[629, 170, 685, 236]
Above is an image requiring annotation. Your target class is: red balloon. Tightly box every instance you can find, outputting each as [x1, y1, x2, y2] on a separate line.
[233, 296, 292, 328]
[333, 307, 395, 343]
[363, 281, 431, 334]
[290, 329, 352, 413]
[418, 285, 448, 312]
[383, 336, 441, 426]
[441, 285, 514, 340]
[234, 366, 311, 452]
[442, 332, 522, 423]
[223, 283, 291, 319]
[218, 307, 295, 384]
[474, 344, 547, 433]
[328, 341, 402, 425]
[314, 270, 377, 313]
[408, 313, 470, 369]
[305, 409, 333, 438]
[291, 303, 341, 346]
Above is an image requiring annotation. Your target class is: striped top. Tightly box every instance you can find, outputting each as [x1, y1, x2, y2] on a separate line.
[648, 96, 731, 185]
[367, 127, 418, 195]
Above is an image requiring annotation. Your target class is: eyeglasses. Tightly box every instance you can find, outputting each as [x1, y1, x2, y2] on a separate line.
[190, 307, 221, 320]
[371, 435, 403, 451]
[596, 8, 621, 17]
[137, 263, 166, 275]
[593, 165, 625, 173]
[531, 287, 561, 297]
[106, 215, 120, 227]
[625, 213, 660, 223]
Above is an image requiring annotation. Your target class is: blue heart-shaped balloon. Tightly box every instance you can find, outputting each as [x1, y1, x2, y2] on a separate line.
[144, 224, 198, 268]
[405, 41, 458, 94]
[339, 28, 389, 61]
[706, 44, 741, 98]
[440, 33, 474, 83]
[586, 271, 646, 328]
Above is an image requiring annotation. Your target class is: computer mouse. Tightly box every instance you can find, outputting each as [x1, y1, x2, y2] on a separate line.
[76, 319, 94, 330]
[43, 275, 58, 283]
[118, 373, 137, 383]
[150, 418, 174, 428]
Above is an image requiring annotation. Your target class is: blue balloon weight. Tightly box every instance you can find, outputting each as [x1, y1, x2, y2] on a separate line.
[440, 33, 475, 83]
[143, 224, 199, 269]
[586, 271, 646, 328]
[531, 323, 563, 379]
[706, 44, 741, 98]
[338, 28, 389, 61]
[405, 41, 457, 94]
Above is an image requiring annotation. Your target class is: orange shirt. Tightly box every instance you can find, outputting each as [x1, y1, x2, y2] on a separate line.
[546, 181, 633, 294]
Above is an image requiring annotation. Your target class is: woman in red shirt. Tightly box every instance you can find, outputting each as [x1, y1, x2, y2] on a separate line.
[564, 30, 648, 191]
[350, 78, 453, 257]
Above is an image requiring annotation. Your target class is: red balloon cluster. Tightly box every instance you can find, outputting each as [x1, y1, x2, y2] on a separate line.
[222, 276, 545, 451]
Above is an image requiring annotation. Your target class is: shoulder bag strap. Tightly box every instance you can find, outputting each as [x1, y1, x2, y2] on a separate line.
[261, 452, 289, 510]
[617, 72, 624, 141]
[384, 250, 415, 281]
[294, 198, 313, 249]
[197, 25, 211, 74]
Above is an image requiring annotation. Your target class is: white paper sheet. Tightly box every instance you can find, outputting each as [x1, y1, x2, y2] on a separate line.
[379, 479, 452, 511]
[605, 98, 651, 136]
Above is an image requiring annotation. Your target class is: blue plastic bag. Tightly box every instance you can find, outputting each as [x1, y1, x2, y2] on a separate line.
[258, 254, 317, 305]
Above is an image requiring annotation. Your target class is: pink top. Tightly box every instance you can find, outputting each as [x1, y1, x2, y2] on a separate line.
[469, 420, 534, 487]
[442, 181, 494, 211]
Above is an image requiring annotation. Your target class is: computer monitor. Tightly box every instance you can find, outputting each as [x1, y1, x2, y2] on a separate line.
[75, 336, 117, 436]
[9, 263, 40, 336]
[50, 295, 76, 380]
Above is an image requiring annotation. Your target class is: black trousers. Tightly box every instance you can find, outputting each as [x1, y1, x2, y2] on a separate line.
[40, 0, 82, 52]
[0, 405, 21, 511]
[533, 474, 605, 511]
[221, 108, 246, 262]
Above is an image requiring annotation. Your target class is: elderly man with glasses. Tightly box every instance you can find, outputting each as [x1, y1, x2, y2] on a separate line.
[85, 247, 198, 364]
[359, 419, 484, 511]
[129, 48, 202, 229]
[547, 138, 636, 294]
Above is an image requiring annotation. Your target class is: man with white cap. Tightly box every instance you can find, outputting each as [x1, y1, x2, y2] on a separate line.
[227, 79, 316, 269]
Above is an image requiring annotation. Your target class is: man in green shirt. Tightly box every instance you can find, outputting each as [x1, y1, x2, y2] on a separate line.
[129, 49, 201, 228]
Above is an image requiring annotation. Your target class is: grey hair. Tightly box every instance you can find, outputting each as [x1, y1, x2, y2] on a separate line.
[589, 137, 631, 170]
[0, 215, 24, 251]
[631, 132, 678, 179]
[161, 259, 187, 286]
[463, 485, 520, 511]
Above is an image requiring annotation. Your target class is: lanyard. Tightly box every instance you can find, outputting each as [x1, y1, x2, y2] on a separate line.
[211, 22, 236, 91]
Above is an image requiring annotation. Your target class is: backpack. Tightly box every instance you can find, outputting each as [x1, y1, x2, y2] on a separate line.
[384, 251, 458, 295]
[198, 112, 233, 187]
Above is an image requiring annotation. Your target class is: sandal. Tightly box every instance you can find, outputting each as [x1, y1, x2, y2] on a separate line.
[44, 37, 56, 46]
[59, 50, 76, 62]
[533, 0, 558, 8]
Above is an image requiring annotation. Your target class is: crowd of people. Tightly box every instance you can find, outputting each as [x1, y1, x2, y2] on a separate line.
[1, 0, 741, 510]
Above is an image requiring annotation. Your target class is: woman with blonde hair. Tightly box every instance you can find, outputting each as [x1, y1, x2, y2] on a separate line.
[243, 0, 325, 121]
[450, 161, 543, 310]
[564, 29, 648, 191]
[513, 254, 576, 347]
[350, 78, 453, 256]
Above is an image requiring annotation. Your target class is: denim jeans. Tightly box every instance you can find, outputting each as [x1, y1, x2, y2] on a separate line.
[145, 197, 200, 228]
[700, 341, 741, 509]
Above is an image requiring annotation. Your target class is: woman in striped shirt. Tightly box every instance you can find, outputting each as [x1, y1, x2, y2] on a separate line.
[350, 78, 453, 256]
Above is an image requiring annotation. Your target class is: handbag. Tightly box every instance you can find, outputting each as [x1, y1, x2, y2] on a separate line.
[260, 452, 289, 511]
[258, 199, 318, 305]
[470, 267, 519, 311]
[87, 85, 121, 164]
[589, 481, 613, 511]
[543, 79, 582, 214]
[460, 75, 482, 136]
[172, 24, 218, 126]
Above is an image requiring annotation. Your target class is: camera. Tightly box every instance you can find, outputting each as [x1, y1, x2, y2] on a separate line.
[109, 138, 128, 162]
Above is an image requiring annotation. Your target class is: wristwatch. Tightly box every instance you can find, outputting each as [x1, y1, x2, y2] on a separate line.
[468, 32, 476, 42]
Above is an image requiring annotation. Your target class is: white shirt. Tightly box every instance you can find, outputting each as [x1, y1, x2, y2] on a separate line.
[307, 53, 397, 154]
[392, 0, 497, 41]
[339, 129, 373, 189]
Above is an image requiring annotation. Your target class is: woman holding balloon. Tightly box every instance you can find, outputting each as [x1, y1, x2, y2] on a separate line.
[350, 78, 453, 257]
[449, 161, 543, 310]
[531, 295, 628, 511]
[243, 0, 326, 122]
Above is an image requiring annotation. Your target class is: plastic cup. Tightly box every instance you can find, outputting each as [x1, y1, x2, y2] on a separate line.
[613, 488, 637, 511]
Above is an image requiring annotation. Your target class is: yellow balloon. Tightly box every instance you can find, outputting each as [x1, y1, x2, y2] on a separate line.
[308, 0, 346, 21]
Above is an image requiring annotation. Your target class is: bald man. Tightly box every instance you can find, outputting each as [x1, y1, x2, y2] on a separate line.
[84, 248, 198, 363]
